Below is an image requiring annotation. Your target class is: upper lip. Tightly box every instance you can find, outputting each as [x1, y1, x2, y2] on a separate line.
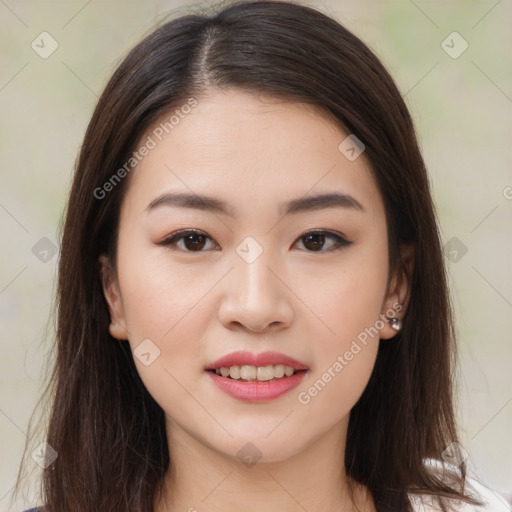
[205, 351, 309, 371]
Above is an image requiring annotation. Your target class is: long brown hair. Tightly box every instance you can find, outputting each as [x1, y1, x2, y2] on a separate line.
[15, 1, 483, 510]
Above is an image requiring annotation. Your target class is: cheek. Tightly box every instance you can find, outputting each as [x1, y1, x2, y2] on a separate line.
[292, 237, 387, 413]
[114, 237, 220, 395]
[115, 251, 214, 415]
[295, 343, 378, 437]
[293, 240, 389, 351]
[293, 269, 384, 427]
[116, 237, 214, 339]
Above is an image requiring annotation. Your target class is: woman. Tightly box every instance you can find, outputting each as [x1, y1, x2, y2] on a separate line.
[15, 1, 509, 511]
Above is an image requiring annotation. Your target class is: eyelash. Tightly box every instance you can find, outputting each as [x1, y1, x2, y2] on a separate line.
[156, 229, 353, 253]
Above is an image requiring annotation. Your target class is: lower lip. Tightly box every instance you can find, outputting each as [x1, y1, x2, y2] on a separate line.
[206, 370, 307, 402]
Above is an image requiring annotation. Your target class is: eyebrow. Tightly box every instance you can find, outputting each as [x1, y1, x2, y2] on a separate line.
[145, 191, 365, 217]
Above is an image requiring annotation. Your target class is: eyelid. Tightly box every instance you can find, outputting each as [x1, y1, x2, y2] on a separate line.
[156, 228, 353, 252]
[297, 229, 353, 251]
[155, 228, 220, 249]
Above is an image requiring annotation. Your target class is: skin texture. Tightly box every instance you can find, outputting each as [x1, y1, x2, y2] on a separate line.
[100, 89, 413, 512]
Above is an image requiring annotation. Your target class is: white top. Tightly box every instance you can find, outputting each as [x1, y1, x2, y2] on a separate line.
[409, 459, 511, 511]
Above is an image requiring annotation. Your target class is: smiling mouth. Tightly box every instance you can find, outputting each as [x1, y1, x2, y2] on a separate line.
[208, 364, 306, 382]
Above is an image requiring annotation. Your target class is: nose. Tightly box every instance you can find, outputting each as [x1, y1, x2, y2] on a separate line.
[217, 247, 294, 333]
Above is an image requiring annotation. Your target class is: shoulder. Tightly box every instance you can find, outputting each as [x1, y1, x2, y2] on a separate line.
[409, 459, 511, 512]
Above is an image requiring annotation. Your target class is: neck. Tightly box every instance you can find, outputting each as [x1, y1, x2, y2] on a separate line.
[154, 415, 375, 512]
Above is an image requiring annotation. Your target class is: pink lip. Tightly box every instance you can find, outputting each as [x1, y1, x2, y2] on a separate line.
[206, 370, 308, 402]
[205, 350, 309, 371]
[204, 350, 309, 403]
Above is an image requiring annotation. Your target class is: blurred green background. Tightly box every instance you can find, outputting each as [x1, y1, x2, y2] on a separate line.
[1, 0, 511, 509]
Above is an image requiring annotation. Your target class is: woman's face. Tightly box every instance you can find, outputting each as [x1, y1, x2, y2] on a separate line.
[101, 89, 409, 464]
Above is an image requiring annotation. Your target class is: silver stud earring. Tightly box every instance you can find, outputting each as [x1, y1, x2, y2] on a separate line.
[388, 317, 402, 331]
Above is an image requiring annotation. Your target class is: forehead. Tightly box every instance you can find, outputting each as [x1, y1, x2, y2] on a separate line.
[121, 89, 384, 222]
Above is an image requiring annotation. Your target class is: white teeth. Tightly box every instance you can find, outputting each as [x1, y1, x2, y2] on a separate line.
[284, 366, 294, 377]
[229, 365, 241, 380]
[257, 365, 275, 381]
[240, 365, 257, 380]
[213, 364, 298, 381]
[274, 365, 285, 378]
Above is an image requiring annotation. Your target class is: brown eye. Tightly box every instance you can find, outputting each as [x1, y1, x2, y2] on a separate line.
[302, 233, 325, 251]
[181, 233, 208, 251]
[157, 229, 352, 253]
[295, 231, 352, 252]
[157, 230, 218, 252]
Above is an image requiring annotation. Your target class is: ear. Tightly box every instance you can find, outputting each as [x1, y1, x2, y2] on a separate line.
[379, 244, 415, 340]
[99, 254, 129, 340]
